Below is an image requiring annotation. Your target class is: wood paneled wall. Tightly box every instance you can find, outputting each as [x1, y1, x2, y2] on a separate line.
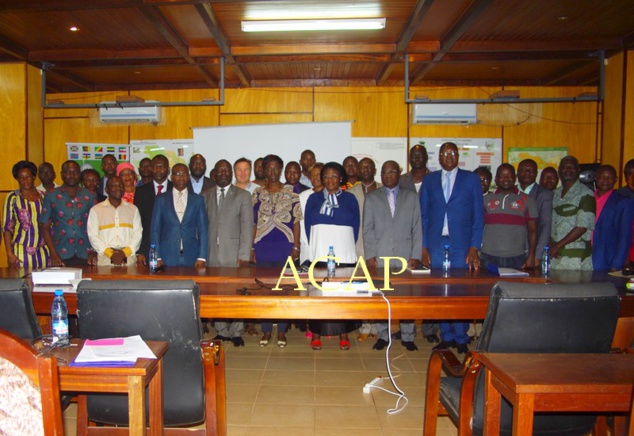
[0, 63, 43, 268]
[42, 84, 604, 175]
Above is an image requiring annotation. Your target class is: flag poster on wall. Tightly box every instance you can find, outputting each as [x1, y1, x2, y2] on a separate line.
[66, 143, 130, 176]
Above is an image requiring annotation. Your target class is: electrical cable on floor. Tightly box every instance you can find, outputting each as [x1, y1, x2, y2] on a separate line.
[364, 290, 409, 414]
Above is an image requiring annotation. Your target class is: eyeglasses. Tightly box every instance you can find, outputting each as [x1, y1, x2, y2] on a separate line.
[380, 170, 399, 175]
[440, 151, 458, 158]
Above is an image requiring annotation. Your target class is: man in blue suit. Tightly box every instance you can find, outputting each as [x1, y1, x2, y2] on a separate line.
[592, 165, 634, 270]
[150, 163, 208, 268]
[420, 142, 484, 354]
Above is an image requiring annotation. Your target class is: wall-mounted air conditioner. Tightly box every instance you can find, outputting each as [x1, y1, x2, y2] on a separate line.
[99, 102, 161, 124]
[412, 103, 477, 125]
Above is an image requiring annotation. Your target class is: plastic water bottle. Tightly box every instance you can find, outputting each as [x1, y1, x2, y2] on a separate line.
[149, 244, 158, 273]
[541, 246, 550, 276]
[327, 246, 336, 277]
[442, 245, 451, 272]
[51, 289, 69, 345]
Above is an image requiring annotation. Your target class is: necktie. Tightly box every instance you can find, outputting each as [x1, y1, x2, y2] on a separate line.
[176, 191, 185, 222]
[219, 187, 225, 209]
[388, 190, 396, 218]
[443, 172, 451, 202]
[443, 172, 451, 235]
[157, 184, 163, 195]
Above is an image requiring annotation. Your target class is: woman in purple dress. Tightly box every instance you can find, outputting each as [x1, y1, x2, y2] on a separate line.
[3, 161, 50, 269]
[251, 154, 302, 347]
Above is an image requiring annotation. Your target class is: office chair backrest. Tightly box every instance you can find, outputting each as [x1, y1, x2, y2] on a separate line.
[77, 279, 204, 427]
[471, 281, 620, 435]
[0, 279, 42, 340]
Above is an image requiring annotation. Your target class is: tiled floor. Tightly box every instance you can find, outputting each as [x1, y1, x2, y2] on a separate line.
[63, 324, 460, 435]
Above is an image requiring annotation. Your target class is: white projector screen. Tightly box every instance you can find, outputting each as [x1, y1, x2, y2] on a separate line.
[193, 122, 352, 176]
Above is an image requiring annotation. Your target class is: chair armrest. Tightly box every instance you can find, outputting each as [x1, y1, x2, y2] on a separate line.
[423, 349, 482, 436]
[201, 339, 227, 436]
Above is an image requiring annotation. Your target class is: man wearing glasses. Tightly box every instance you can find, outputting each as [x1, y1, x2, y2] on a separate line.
[420, 142, 484, 354]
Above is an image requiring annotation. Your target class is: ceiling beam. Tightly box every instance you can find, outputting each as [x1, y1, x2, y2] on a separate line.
[250, 78, 379, 88]
[194, 2, 251, 87]
[29, 48, 183, 62]
[410, 0, 494, 84]
[139, 5, 218, 87]
[377, 0, 435, 85]
[450, 39, 623, 53]
[432, 51, 598, 63]
[231, 54, 392, 64]
[0, 0, 212, 13]
[227, 43, 395, 57]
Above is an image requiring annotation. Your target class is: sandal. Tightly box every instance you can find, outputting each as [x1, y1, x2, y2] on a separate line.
[339, 340, 351, 350]
[277, 334, 287, 348]
[259, 332, 271, 347]
[311, 339, 322, 350]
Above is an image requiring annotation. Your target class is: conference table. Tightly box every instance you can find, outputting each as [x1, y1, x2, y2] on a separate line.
[16, 266, 633, 328]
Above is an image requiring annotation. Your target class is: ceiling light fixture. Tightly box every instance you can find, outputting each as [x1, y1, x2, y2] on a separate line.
[241, 18, 386, 32]
[69, 26, 79, 32]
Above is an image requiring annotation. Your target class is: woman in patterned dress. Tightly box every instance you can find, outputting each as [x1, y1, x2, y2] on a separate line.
[251, 154, 302, 347]
[3, 161, 49, 269]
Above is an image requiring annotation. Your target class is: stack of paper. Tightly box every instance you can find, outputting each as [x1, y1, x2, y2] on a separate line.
[71, 335, 156, 367]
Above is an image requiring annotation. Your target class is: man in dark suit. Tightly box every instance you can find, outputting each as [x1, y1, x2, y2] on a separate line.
[517, 159, 553, 265]
[96, 154, 117, 202]
[151, 163, 208, 268]
[202, 159, 254, 346]
[398, 143, 438, 343]
[592, 165, 634, 270]
[420, 142, 484, 354]
[188, 153, 215, 194]
[364, 160, 422, 351]
[399, 144, 430, 192]
[133, 154, 172, 264]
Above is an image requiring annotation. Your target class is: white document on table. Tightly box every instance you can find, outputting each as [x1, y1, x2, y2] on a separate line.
[73, 335, 156, 365]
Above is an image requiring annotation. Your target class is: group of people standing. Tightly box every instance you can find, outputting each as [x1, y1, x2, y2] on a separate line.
[3, 145, 633, 353]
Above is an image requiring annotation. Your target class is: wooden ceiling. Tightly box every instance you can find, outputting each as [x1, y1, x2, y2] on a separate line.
[1, 0, 633, 93]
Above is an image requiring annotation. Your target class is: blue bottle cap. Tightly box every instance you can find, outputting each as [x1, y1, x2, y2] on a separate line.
[54, 289, 63, 296]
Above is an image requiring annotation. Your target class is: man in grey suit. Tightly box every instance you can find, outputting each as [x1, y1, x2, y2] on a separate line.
[364, 161, 423, 351]
[517, 159, 553, 264]
[202, 159, 254, 346]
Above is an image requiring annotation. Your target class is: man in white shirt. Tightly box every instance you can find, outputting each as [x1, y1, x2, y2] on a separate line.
[87, 176, 142, 266]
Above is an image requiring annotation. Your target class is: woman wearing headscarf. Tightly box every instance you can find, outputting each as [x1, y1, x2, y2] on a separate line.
[3, 161, 50, 269]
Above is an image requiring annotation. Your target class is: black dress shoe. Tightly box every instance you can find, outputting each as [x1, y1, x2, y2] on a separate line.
[373, 338, 389, 350]
[391, 330, 402, 340]
[432, 340, 457, 351]
[231, 337, 245, 347]
[402, 341, 418, 351]
[456, 343, 469, 354]
[425, 334, 440, 343]
[213, 335, 230, 342]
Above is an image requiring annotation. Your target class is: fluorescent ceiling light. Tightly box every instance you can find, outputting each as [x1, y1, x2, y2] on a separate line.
[241, 18, 386, 32]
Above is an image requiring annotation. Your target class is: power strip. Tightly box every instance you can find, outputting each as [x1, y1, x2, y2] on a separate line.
[363, 376, 382, 393]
